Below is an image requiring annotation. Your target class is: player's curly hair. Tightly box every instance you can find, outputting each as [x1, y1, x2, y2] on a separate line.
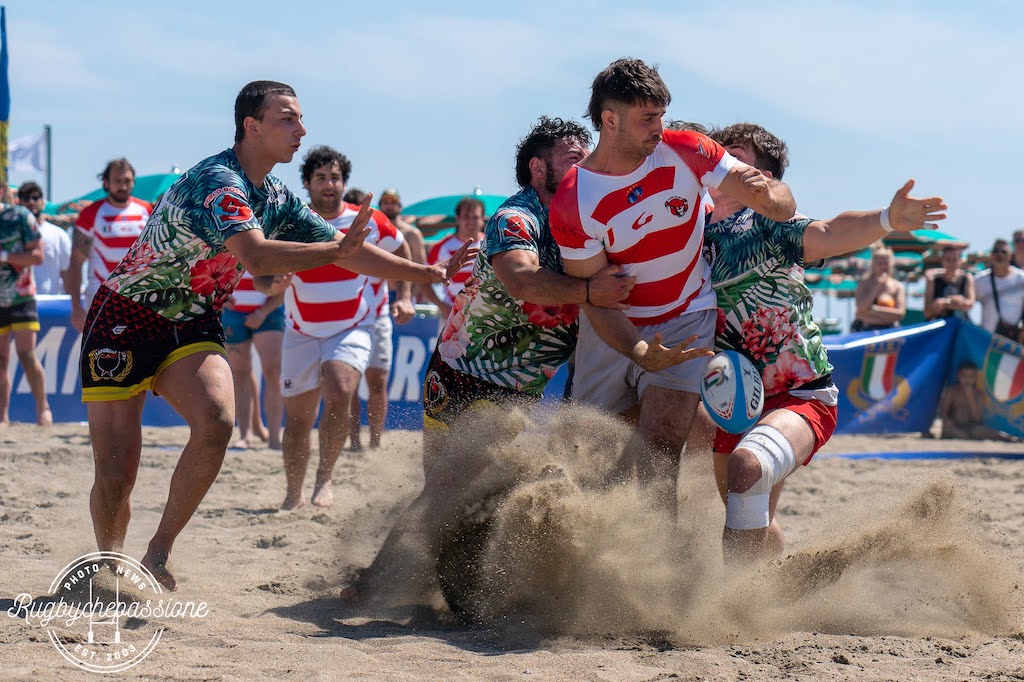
[587, 58, 671, 131]
[514, 117, 592, 188]
[712, 123, 789, 180]
[300, 145, 352, 185]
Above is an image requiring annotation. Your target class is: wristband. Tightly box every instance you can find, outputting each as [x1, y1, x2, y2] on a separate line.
[0, 250, 8, 263]
[585, 278, 590, 304]
[879, 207, 894, 233]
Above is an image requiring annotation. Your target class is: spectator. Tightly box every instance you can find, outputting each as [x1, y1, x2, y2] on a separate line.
[974, 238, 1024, 341]
[424, 196, 484, 322]
[924, 244, 974, 320]
[342, 187, 366, 205]
[67, 158, 153, 330]
[937, 361, 1012, 440]
[1012, 229, 1024, 270]
[17, 182, 71, 296]
[852, 246, 905, 331]
[0, 201, 50, 425]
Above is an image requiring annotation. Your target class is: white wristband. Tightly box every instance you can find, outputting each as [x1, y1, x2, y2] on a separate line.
[879, 207, 894, 233]
[0, 250, 8, 263]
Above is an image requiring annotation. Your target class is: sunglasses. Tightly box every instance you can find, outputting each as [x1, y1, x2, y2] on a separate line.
[993, 249, 1012, 255]
[21, 194, 43, 201]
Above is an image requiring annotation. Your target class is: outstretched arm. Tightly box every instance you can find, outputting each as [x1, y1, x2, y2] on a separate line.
[803, 180, 947, 263]
[492, 249, 635, 309]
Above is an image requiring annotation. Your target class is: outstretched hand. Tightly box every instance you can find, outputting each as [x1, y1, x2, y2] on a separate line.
[427, 239, 479, 283]
[888, 179, 948, 231]
[336, 193, 373, 261]
[587, 264, 635, 310]
[635, 333, 714, 372]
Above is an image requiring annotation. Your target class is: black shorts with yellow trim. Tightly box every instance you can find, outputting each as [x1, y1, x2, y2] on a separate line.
[80, 285, 226, 402]
[0, 299, 40, 333]
[422, 349, 539, 432]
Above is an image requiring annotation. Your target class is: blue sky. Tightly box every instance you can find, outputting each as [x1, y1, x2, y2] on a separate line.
[8, 0, 1023, 253]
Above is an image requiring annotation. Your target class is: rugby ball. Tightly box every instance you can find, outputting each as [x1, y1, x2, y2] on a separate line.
[700, 351, 764, 434]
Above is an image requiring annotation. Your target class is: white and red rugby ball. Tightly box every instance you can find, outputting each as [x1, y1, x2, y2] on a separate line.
[700, 350, 764, 434]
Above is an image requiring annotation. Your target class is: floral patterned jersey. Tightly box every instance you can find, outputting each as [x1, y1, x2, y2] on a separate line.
[0, 205, 40, 307]
[703, 207, 832, 398]
[437, 187, 579, 394]
[104, 149, 336, 322]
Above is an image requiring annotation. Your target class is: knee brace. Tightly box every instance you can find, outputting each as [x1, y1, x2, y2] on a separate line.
[725, 424, 798, 530]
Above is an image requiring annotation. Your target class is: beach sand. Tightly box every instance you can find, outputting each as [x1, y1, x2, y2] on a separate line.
[1, 412, 1022, 681]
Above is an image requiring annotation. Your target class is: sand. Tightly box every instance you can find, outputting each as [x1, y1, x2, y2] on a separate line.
[1, 411, 1023, 681]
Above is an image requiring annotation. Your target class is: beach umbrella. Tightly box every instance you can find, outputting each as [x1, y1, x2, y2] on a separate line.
[40, 170, 182, 229]
[883, 228, 967, 250]
[403, 189, 508, 241]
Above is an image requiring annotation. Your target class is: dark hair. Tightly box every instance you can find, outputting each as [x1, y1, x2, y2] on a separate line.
[665, 120, 710, 135]
[234, 80, 297, 143]
[993, 238, 1011, 251]
[455, 197, 485, 218]
[17, 181, 43, 201]
[587, 58, 671, 131]
[514, 116, 592, 188]
[713, 123, 789, 180]
[299, 145, 352, 185]
[957, 360, 978, 372]
[98, 158, 136, 183]
[343, 188, 366, 205]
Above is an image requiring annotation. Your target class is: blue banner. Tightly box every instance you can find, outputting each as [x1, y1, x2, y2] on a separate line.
[949, 321, 1024, 438]
[824, 319, 957, 435]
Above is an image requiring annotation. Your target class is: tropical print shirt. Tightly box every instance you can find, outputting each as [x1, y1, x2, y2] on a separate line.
[703, 207, 832, 397]
[437, 187, 579, 394]
[105, 149, 336, 322]
[0, 205, 40, 307]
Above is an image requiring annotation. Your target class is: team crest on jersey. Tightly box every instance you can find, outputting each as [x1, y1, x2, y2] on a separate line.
[665, 196, 688, 218]
[982, 336, 1024, 404]
[848, 338, 911, 416]
[500, 213, 531, 242]
[88, 348, 134, 382]
[626, 185, 643, 205]
[424, 370, 449, 414]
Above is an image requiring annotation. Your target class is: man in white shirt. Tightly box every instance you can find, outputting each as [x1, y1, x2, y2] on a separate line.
[974, 238, 1024, 340]
[17, 182, 70, 296]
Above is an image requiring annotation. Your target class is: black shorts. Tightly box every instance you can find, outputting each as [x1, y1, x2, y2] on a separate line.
[0, 299, 39, 333]
[80, 285, 226, 402]
[422, 349, 539, 431]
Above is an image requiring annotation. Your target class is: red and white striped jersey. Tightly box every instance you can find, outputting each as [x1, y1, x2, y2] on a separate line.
[550, 130, 735, 326]
[231, 271, 268, 314]
[285, 204, 402, 337]
[75, 197, 153, 299]
[428, 233, 480, 307]
[364, 223, 405, 317]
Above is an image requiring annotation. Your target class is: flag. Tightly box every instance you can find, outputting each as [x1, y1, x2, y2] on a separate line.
[9, 131, 43, 173]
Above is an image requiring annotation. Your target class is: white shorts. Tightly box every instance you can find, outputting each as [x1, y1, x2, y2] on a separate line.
[572, 309, 715, 414]
[368, 314, 394, 371]
[280, 325, 372, 398]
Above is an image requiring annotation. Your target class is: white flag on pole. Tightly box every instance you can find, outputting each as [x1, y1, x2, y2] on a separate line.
[9, 132, 46, 173]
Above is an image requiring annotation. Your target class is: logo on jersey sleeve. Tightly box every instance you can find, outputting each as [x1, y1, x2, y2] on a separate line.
[205, 187, 254, 230]
[500, 213, 532, 242]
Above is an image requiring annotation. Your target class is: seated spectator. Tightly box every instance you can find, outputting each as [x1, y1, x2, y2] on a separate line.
[974, 238, 1024, 342]
[852, 247, 905, 331]
[924, 244, 974, 320]
[938, 361, 1013, 440]
[16, 182, 70, 296]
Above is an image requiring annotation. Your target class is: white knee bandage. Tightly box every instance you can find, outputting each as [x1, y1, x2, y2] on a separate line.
[725, 424, 798, 530]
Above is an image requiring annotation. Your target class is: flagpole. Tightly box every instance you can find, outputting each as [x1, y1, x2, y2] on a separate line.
[44, 124, 51, 199]
[0, 6, 8, 198]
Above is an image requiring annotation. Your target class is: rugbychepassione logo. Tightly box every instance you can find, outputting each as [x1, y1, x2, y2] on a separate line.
[848, 338, 911, 413]
[982, 336, 1024, 404]
[6, 551, 210, 673]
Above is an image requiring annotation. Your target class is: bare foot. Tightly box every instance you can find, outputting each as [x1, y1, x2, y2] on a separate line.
[311, 481, 334, 507]
[268, 437, 282, 451]
[232, 438, 251, 449]
[254, 424, 269, 443]
[141, 550, 177, 592]
[37, 408, 53, 426]
[348, 441, 363, 453]
[280, 496, 306, 510]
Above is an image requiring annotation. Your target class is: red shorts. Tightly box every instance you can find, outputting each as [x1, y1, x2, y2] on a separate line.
[712, 392, 838, 464]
